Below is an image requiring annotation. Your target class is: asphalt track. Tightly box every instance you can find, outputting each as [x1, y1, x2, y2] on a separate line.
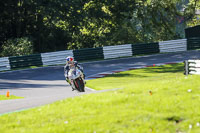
[0, 50, 200, 114]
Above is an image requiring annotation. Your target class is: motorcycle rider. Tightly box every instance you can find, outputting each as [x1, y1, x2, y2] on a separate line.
[64, 56, 84, 90]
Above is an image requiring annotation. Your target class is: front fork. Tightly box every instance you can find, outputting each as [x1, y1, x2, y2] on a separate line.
[81, 73, 86, 84]
[68, 73, 85, 89]
[71, 80, 76, 89]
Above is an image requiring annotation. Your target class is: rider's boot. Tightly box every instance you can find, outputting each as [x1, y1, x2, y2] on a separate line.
[66, 78, 70, 84]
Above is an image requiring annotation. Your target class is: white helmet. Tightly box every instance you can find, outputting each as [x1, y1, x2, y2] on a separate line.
[66, 56, 74, 64]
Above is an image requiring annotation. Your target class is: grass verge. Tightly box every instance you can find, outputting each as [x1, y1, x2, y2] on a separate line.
[1, 63, 200, 133]
[0, 95, 23, 100]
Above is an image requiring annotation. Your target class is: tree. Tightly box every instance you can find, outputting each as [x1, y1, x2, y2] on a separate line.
[184, 0, 200, 27]
[0, 0, 188, 56]
[1, 37, 33, 57]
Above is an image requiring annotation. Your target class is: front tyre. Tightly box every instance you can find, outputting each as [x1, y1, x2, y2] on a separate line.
[75, 78, 85, 92]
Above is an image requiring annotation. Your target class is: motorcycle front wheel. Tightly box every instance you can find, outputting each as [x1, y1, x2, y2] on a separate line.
[74, 78, 85, 92]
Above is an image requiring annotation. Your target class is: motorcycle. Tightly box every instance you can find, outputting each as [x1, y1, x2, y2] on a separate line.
[68, 65, 85, 92]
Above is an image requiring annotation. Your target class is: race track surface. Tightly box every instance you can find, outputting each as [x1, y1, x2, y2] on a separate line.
[0, 50, 200, 114]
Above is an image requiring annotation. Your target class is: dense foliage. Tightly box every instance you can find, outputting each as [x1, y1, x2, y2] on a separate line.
[0, 0, 199, 56]
[1, 37, 33, 56]
[185, 0, 200, 27]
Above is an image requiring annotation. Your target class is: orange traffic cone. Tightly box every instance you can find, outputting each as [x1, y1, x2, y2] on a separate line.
[6, 90, 10, 97]
[149, 91, 152, 95]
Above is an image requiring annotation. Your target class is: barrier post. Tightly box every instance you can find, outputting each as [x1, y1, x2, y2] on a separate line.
[184, 60, 189, 75]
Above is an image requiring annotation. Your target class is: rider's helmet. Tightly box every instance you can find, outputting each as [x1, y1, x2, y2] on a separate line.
[66, 56, 74, 64]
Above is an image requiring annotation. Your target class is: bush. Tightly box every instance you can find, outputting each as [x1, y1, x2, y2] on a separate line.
[1, 37, 34, 57]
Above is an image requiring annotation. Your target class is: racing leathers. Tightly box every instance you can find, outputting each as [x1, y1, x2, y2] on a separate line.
[64, 61, 84, 90]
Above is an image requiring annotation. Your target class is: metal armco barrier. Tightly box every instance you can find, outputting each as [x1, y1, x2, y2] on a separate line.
[159, 39, 187, 53]
[41, 50, 73, 66]
[73, 47, 104, 61]
[184, 60, 200, 75]
[187, 37, 200, 50]
[0, 57, 10, 71]
[103, 44, 132, 59]
[132, 42, 159, 55]
[9, 54, 43, 69]
[1, 38, 200, 72]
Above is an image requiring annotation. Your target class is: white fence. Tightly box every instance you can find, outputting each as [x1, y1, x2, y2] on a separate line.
[188, 60, 200, 75]
[159, 39, 187, 53]
[0, 57, 10, 71]
[41, 50, 73, 66]
[103, 44, 132, 59]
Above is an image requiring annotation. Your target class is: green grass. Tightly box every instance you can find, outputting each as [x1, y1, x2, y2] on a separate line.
[1, 63, 200, 132]
[0, 95, 23, 100]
